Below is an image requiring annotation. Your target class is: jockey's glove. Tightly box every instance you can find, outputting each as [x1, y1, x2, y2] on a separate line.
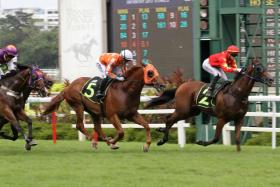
[116, 76, 125, 81]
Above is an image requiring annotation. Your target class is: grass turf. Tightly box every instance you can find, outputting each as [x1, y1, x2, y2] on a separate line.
[0, 140, 280, 187]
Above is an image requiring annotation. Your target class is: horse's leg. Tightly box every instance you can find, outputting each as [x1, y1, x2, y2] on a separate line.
[130, 113, 151, 152]
[234, 118, 243, 152]
[157, 112, 181, 146]
[0, 119, 17, 140]
[0, 124, 18, 141]
[3, 108, 31, 150]
[16, 109, 37, 146]
[72, 105, 92, 140]
[90, 114, 116, 149]
[107, 114, 124, 148]
[196, 118, 226, 146]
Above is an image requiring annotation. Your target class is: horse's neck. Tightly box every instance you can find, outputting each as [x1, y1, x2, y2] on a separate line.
[123, 68, 144, 96]
[229, 74, 255, 99]
[1, 69, 30, 92]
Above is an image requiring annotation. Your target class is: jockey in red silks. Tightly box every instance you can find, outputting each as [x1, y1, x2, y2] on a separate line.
[0, 44, 18, 79]
[96, 49, 134, 98]
[202, 45, 240, 98]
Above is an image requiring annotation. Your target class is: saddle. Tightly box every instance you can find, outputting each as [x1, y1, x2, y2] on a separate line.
[81, 77, 113, 103]
[196, 80, 231, 108]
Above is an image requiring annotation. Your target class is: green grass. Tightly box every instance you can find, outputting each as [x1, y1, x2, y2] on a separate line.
[0, 141, 280, 187]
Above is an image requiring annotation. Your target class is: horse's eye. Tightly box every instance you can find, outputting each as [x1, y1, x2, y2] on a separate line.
[147, 70, 154, 78]
[256, 66, 264, 72]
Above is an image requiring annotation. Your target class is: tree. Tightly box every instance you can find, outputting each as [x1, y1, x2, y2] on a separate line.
[0, 11, 58, 68]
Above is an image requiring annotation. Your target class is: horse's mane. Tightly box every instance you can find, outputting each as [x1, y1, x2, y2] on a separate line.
[16, 63, 32, 71]
[124, 65, 143, 78]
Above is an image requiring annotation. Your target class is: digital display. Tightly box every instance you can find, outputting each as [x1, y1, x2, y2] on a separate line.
[110, 0, 194, 77]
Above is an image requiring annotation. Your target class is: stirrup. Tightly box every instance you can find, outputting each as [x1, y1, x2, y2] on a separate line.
[96, 94, 104, 99]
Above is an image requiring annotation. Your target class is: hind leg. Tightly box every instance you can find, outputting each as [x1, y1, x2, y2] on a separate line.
[157, 112, 181, 146]
[157, 107, 199, 146]
[72, 104, 92, 140]
[196, 118, 226, 146]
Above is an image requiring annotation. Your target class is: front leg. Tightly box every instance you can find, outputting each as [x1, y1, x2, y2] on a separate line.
[16, 109, 37, 146]
[107, 114, 124, 148]
[234, 118, 244, 152]
[130, 113, 151, 152]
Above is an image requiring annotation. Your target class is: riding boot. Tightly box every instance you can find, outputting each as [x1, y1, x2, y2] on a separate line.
[96, 77, 109, 99]
[205, 75, 220, 98]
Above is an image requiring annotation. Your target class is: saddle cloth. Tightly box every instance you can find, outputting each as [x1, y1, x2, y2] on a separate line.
[196, 80, 231, 109]
[81, 77, 112, 103]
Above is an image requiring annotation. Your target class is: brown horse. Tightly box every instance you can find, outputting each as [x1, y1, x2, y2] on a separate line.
[0, 65, 50, 150]
[42, 63, 164, 152]
[146, 59, 273, 151]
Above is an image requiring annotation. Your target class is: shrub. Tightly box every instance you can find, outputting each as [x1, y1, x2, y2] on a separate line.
[245, 132, 280, 146]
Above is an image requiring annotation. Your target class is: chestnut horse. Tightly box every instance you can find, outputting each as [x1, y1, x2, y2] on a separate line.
[43, 63, 164, 152]
[146, 59, 273, 151]
[0, 65, 50, 150]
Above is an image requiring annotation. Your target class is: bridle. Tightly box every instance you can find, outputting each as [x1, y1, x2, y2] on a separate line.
[238, 63, 270, 84]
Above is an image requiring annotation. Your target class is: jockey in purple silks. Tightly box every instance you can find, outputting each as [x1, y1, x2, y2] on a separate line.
[0, 45, 18, 79]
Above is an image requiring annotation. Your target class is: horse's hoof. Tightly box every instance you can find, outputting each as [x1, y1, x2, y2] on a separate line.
[157, 140, 165, 146]
[29, 140, 38, 146]
[25, 143, 31, 151]
[91, 142, 98, 149]
[110, 144, 119, 150]
[196, 140, 203, 145]
[143, 146, 149, 152]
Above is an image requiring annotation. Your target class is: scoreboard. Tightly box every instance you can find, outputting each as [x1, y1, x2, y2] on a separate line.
[109, 0, 194, 77]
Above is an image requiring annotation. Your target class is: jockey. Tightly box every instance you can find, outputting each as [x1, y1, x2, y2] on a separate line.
[202, 45, 239, 98]
[96, 49, 134, 98]
[0, 45, 18, 79]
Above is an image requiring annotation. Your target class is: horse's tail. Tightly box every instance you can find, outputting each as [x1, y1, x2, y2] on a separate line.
[42, 91, 65, 115]
[145, 88, 177, 108]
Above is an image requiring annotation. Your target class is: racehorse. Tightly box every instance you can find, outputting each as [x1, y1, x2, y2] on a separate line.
[146, 59, 273, 151]
[42, 63, 164, 152]
[0, 65, 51, 150]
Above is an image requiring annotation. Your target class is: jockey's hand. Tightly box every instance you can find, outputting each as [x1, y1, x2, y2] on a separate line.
[116, 76, 125, 81]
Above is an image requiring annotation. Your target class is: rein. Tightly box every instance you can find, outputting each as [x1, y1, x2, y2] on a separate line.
[240, 70, 265, 84]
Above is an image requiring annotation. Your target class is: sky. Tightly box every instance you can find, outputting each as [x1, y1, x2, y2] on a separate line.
[1, 0, 58, 9]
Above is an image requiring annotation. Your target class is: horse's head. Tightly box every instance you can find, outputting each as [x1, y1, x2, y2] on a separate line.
[123, 62, 165, 92]
[243, 59, 274, 86]
[143, 63, 165, 92]
[29, 66, 52, 97]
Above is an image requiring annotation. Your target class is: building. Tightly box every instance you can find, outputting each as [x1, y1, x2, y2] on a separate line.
[0, 7, 58, 30]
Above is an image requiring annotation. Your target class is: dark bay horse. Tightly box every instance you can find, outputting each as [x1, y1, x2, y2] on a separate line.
[43, 63, 164, 152]
[0, 65, 51, 150]
[146, 59, 273, 151]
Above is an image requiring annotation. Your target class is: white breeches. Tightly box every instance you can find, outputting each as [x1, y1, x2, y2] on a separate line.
[202, 58, 228, 80]
[96, 61, 106, 78]
[96, 61, 123, 78]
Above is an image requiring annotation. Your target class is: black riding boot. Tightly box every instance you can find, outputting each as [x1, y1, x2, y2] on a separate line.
[96, 77, 109, 99]
[205, 75, 220, 98]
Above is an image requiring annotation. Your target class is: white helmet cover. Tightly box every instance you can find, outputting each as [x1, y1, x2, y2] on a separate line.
[120, 49, 133, 61]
